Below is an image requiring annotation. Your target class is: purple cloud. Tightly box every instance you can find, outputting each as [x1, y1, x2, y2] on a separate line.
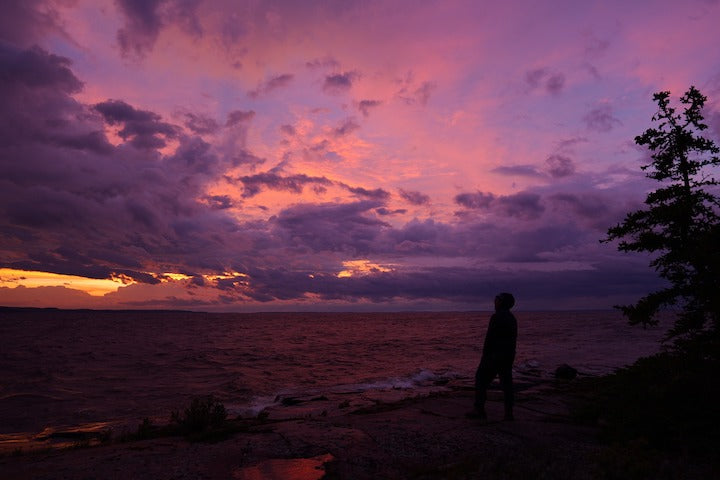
[556, 137, 589, 150]
[399, 189, 431, 205]
[226, 109, 255, 127]
[183, 112, 220, 135]
[346, 186, 391, 200]
[204, 194, 234, 210]
[454, 191, 495, 209]
[376, 207, 408, 216]
[583, 104, 621, 132]
[1, 44, 82, 93]
[323, 71, 359, 94]
[248, 73, 294, 98]
[280, 124, 296, 136]
[0, 0, 64, 46]
[333, 118, 360, 137]
[0, 44, 258, 285]
[398, 80, 437, 105]
[548, 192, 624, 230]
[545, 154, 576, 178]
[237, 172, 334, 198]
[492, 165, 543, 177]
[306, 56, 340, 69]
[546, 73, 565, 95]
[525, 68, 565, 95]
[115, 0, 165, 58]
[115, 0, 202, 58]
[414, 81, 437, 105]
[271, 200, 388, 255]
[455, 191, 544, 220]
[94, 99, 179, 149]
[358, 99, 382, 117]
[495, 193, 545, 220]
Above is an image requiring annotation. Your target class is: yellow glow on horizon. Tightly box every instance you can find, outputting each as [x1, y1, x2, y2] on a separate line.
[203, 271, 249, 281]
[0, 268, 131, 296]
[161, 272, 193, 281]
[337, 260, 393, 278]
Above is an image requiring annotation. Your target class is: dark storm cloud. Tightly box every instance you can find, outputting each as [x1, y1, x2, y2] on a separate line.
[0, 44, 256, 284]
[183, 112, 220, 134]
[248, 73, 294, 98]
[323, 71, 359, 93]
[545, 154, 576, 178]
[583, 104, 621, 132]
[227, 258, 665, 308]
[525, 68, 565, 95]
[492, 165, 543, 177]
[358, 99, 382, 117]
[398, 189, 431, 206]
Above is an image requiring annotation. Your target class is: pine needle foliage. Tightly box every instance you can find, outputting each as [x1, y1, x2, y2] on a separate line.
[604, 86, 720, 355]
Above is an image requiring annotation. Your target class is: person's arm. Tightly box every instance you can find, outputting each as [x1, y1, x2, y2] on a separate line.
[483, 314, 498, 353]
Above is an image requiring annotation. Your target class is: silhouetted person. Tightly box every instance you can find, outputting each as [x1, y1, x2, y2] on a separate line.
[469, 292, 517, 421]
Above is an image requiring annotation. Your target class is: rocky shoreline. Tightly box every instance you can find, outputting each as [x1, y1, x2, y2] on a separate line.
[1, 380, 612, 479]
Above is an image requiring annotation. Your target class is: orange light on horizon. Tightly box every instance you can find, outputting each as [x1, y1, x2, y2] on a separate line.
[0, 268, 132, 296]
[337, 260, 393, 278]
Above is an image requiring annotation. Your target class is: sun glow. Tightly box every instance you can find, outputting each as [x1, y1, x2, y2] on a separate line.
[337, 260, 393, 278]
[0, 269, 132, 296]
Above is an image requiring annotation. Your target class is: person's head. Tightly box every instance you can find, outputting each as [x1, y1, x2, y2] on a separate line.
[494, 292, 515, 311]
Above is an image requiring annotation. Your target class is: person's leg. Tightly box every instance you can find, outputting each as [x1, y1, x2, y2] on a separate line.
[498, 364, 514, 420]
[473, 362, 496, 417]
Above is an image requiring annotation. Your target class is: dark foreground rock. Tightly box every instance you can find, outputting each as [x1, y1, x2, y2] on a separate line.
[1, 384, 713, 479]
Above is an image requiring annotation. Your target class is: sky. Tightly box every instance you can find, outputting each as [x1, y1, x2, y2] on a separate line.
[1, 0, 719, 311]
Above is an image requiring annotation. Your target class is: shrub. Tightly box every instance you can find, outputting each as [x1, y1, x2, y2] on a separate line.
[171, 395, 228, 434]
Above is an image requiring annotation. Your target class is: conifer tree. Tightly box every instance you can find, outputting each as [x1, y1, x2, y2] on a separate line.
[605, 86, 720, 353]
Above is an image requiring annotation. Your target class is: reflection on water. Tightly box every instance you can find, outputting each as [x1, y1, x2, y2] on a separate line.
[0, 420, 114, 452]
[0, 309, 669, 449]
[233, 453, 334, 480]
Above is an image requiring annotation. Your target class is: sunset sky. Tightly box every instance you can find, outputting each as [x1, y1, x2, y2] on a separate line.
[1, 0, 719, 311]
